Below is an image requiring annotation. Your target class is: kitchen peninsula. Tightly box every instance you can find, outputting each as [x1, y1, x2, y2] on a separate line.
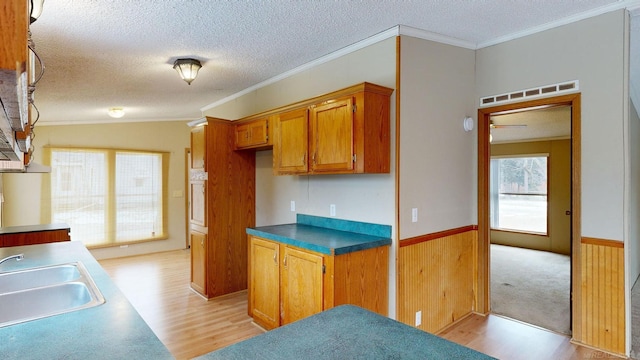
[247, 214, 391, 330]
[0, 241, 172, 359]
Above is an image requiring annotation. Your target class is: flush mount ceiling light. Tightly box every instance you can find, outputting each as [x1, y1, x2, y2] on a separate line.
[173, 58, 202, 85]
[29, 0, 45, 24]
[107, 107, 125, 118]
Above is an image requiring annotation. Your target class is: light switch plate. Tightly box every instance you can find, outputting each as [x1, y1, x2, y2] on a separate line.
[290, 201, 295, 212]
[330, 204, 336, 217]
[411, 208, 418, 223]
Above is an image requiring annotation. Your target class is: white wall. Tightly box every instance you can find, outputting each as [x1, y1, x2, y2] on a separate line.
[3, 121, 191, 259]
[399, 36, 477, 238]
[476, 10, 627, 241]
[203, 37, 398, 316]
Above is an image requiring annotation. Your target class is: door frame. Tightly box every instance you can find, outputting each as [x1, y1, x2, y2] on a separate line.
[185, 147, 191, 249]
[476, 93, 581, 333]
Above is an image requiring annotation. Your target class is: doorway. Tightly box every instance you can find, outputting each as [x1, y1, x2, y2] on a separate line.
[477, 93, 582, 335]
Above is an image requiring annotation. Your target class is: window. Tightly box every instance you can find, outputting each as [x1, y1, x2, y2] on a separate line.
[47, 147, 168, 248]
[490, 155, 548, 234]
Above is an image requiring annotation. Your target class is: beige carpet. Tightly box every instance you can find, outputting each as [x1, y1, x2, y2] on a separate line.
[490, 244, 571, 334]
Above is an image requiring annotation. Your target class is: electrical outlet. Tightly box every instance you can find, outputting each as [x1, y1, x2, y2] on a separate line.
[330, 204, 336, 217]
[415, 310, 422, 326]
[411, 208, 418, 223]
[290, 200, 295, 212]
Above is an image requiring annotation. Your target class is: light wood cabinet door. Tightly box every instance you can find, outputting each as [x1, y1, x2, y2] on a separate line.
[189, 180, 207, 227]
[235, 118, 269, 149]
[309, 97, 354, 173]
[249, 237, 280, 329]
[281, 246, 324, 325]
[190, 231, 207, 296]
[190, 125, 206, 169]
[273, 108, 308, 174]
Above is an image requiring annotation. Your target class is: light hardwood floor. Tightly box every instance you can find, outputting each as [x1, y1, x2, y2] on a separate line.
[99, 249, 264, 360]
[99, 249, 621, 360]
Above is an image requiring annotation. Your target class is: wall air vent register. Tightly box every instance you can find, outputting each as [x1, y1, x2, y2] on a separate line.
[479, 80, 579, 107]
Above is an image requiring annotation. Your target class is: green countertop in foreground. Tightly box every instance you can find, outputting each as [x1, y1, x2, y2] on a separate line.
[197, 304, 496, 360]
[0, 241, 172, 360]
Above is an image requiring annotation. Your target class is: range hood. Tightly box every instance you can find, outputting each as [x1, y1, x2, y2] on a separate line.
[0, 160, 50, 173]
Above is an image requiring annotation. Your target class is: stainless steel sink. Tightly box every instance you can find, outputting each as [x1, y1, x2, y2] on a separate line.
[0, 262, 105, 327]
[0, 263, 81, 293]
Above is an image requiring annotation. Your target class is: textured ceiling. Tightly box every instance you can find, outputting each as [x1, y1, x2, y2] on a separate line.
[490, 106, 572, 144]
[29, 0, 640, 125]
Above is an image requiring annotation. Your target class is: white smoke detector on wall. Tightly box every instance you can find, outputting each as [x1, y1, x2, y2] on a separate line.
[463, 116, 474, 132]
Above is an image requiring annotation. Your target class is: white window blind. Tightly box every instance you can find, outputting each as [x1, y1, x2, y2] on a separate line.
[490, 156, 548, 235]
[48, 147, 167, 248]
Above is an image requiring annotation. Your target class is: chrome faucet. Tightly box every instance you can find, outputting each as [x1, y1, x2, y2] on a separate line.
[0, 254, 24, 265]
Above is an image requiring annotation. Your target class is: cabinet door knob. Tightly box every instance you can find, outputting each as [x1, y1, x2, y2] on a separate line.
[283, 255, 287, 267]
[273, 251, 277, 264]
[201, 238, 204, 247]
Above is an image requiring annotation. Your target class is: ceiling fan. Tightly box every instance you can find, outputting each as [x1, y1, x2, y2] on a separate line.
[489, 121, 527, 129]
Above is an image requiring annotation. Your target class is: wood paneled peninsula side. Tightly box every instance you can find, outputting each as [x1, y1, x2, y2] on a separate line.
[247, 214, 390, 330]
[0, 223, 71, 247]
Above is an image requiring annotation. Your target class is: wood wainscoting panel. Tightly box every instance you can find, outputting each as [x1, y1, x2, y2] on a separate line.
[576, 238, 625, 355]
[398, 228, 476, 332]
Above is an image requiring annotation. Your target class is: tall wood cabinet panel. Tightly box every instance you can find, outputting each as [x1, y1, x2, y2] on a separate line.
[189, 118, 255, 298]
[273, 108, 309, 174]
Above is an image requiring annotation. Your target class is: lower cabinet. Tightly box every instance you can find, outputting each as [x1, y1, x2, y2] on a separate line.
[190, 231, 207, 295]
[281, 246, 324, 325]
[249, 237, 280, 329]
[248, 235, 388, 330]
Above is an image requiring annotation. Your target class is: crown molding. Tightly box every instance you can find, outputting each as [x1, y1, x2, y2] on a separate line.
[202, 0, 640, 114]
[201, 26, 400, 113]
[398, 25, 476, 49]
[478, 0, 640, 49]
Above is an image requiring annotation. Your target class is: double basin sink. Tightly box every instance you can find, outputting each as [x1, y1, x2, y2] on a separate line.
[0, 261, 105, 327]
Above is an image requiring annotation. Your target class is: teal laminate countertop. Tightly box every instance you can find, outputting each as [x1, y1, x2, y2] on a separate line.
[197, 305, 496, 360]
[246, 214, 392, 255]
[0, 241, 172, 360]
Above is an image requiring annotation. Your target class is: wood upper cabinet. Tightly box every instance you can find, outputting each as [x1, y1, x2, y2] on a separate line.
[190, 125, 206, 169]
[309, 97, 354, 173]
[273, 108, 308, 175]
[190, 231, 207, 295]
[235, 117, 270, 150]
[249, 237, 280, 330]
[272, 83, 393, 175]
[281, 245, 324, 325]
